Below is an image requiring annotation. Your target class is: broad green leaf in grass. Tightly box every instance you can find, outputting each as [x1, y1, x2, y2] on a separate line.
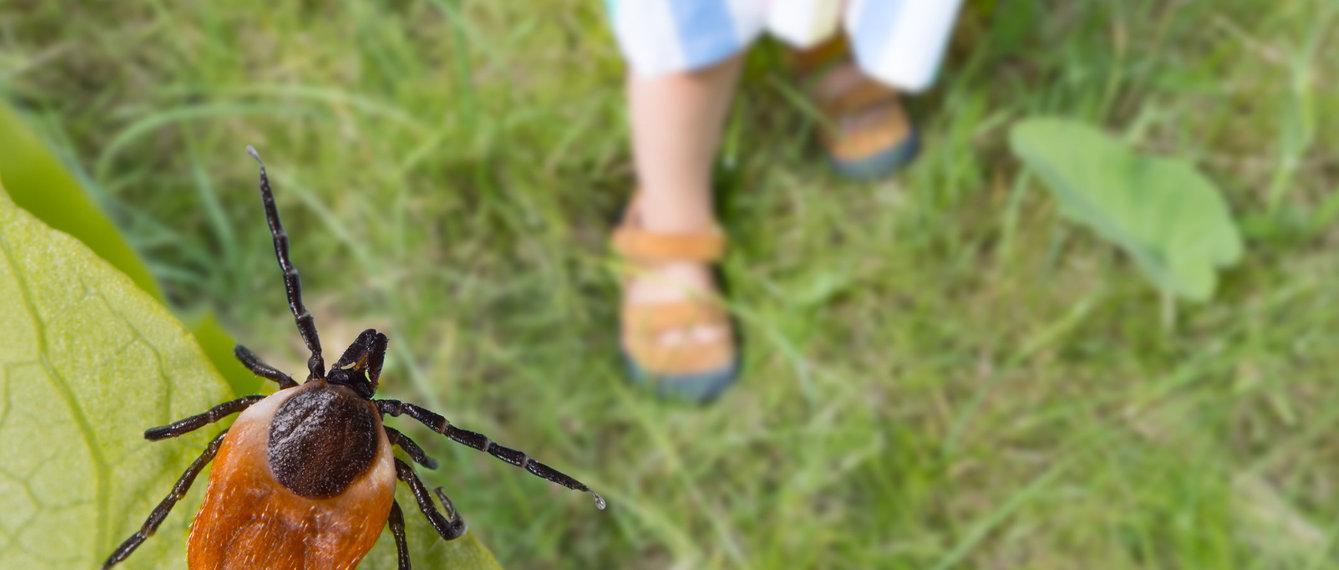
[0, 185, 501, 569]
[1009, 118, 1243, 301]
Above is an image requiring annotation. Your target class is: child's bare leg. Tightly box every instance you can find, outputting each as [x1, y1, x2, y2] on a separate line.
[625, 55, 742, 347]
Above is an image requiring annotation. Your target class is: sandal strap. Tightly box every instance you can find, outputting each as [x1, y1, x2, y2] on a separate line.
[624, 334, 736, 376]
[612, 226, 725, 262]
[622, 299, 727, 335]
[820, 79, 898, 118]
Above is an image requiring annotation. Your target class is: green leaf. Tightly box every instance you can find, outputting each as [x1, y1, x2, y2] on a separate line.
[0, 104, 261, 396]
[1009, 118, 1243, 301]
[0, 185, 233, 568]
[183, 311, 265, 396]
[0, 186, 501, 568]
[0, 105, 162, 300]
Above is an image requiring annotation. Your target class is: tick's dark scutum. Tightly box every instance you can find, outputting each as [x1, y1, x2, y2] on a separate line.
[267, 383, 381, 498]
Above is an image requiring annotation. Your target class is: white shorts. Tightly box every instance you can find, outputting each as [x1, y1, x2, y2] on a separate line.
[605, 0, 963, 93]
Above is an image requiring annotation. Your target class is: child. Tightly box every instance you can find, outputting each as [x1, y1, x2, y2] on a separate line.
[607, 1, 962, 402]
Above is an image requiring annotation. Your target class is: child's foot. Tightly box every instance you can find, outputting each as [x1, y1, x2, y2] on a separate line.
[811, 61, 920, 180]
[613, 198, 740, 403]
[625, 261, 728, 347]
[792, 38, 921, 180]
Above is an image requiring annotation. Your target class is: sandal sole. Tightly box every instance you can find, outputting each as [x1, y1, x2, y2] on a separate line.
[621, 349, 741, 404]
[828, 128, 921, 182]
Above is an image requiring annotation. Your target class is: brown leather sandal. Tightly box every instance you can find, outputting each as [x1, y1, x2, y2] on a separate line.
[611, 196, 741, 403]
[792, 36, 921, 181]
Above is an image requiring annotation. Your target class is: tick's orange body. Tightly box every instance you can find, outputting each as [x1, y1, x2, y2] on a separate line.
[186, 382, 396, 569]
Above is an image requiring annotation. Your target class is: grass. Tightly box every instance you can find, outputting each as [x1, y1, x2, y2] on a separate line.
[4, 0, 1338, 567]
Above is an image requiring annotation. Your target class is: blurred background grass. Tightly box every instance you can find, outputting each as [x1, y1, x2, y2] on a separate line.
[3, 0, 1338, 568]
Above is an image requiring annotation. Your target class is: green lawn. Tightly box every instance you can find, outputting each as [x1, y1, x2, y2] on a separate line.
[4, 0, 1338, 568]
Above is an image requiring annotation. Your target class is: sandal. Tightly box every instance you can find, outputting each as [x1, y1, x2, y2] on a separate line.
[611, 195, 741, 403]
[792, 36, 921, 181]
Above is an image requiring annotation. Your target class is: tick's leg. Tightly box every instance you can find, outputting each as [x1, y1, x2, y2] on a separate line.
[395, 458, 466, 541]
[388, 500, 411, 570]
[234, 344, 297, 389]
[385, 426, 439, 469]
[144, 396, 265, 441]
[102, 430, 229, 569]
[378, 400, 605, 510]
[246, 146, 324, 381]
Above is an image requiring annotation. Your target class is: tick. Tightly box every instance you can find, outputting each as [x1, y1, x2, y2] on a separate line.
[103, 146, 605, 569]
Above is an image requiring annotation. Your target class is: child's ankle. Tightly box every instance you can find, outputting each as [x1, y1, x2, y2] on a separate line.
[636, 188, 718, 235]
